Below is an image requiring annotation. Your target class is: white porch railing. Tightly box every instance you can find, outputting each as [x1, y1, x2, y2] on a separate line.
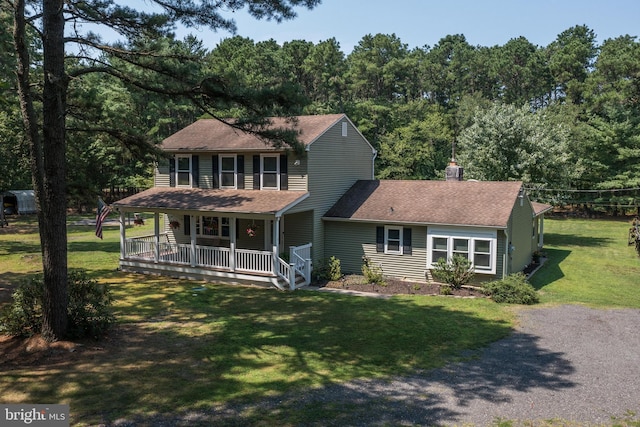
[125, 233, 170, 259]
[198, 246, 231, 269]
[235, 249, 272, 273]
[124, 236, 270, 274]
[124, 236, 312, 290]
[276, 257, 293, 291]
[287, 243, 313, 290]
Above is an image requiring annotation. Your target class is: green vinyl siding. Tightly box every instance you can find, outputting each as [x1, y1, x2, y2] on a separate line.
[155, 161, 171, 187]
[199, 156, 213, 189]
[296, 119, 375, 262]
[496, 231, 506, 279]
[282, 211, 313, 250]
[325, 222, 427, 282]
[287, 155, 308, 191]
[507, 196, 535, 273]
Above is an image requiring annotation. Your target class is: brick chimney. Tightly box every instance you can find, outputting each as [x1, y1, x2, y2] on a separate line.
[445, 140, 463, 181]
[445, 160, 464, 181]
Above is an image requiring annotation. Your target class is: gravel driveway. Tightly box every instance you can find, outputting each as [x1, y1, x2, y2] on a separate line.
[114, 305, 640, 426]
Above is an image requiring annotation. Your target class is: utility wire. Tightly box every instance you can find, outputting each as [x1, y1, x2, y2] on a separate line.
[525, 186, 640, 193]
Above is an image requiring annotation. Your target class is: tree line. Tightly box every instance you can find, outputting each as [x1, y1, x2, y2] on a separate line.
[2, 16, 638, 212]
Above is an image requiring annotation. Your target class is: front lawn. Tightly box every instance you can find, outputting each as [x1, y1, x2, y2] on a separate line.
[1, 214, 638, 425]
[0, 215, 512, 425]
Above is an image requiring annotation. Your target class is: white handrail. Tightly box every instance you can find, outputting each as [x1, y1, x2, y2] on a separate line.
[290, 243, 312, 286]
[123, 237, 313, 289]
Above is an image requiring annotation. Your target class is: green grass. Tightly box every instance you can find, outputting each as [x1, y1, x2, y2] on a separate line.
[1, 215, 639, 425]
[1, 215, 513, 425]
[530, 217, 640, 308]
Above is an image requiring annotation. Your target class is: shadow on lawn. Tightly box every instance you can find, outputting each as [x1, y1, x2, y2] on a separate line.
[543, 232, 613, 248]
[529, 248, 572, 290]
[197, 329, 576, 427]
[0, 282, 570, 426]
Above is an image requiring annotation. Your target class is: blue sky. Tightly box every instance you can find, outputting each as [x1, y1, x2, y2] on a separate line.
[178, 0, 639, 53]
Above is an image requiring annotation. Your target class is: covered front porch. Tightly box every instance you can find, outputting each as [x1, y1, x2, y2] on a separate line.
[113, 187, 312, 290]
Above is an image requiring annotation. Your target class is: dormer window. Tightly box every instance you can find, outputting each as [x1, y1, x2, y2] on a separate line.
[176, 155, 191, 186]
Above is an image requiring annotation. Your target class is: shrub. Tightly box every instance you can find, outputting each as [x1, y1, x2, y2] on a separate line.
[0, 277, 43, 337]
[66, 270, 115, 339]
[483, 273, 539, 305]
[431, 254, 474, 288]
[361, 256, 385, 285]
[439, 285, 453, 295]
[0, 269, 114, 339]
[312, 256, 341, 281]
[327, 256, 342, 281]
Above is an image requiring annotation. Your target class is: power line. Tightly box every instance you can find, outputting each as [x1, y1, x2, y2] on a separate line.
[525, 186, 640, 193]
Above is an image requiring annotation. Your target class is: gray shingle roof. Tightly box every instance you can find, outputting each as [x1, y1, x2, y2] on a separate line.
[323, 180, 527, 228]
[113, 187, 308, 215]
[161, 114, 346, 151]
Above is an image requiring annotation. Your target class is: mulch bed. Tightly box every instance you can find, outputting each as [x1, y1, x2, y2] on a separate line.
[319, 275, 486, 298]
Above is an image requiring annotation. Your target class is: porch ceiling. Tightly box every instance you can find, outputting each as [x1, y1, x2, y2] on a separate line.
[112, 187, 308, 215]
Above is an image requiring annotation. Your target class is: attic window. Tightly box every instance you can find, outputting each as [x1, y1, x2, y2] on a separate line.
[341, 122, 348, 137]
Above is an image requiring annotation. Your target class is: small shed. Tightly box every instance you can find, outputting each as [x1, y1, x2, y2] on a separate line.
[3, 190, 37, 215]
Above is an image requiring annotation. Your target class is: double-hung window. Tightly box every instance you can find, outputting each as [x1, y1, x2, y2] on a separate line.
[196, 216, 230, 238]
[376, 226, 412, 255]
[220, 155, 237, 188]
[385, 226, 402, 254]
[176, 155, 192, 187]
[427, 228, 496, 274]
[261, 155, 279, 189]
[473, 239, 492, 270]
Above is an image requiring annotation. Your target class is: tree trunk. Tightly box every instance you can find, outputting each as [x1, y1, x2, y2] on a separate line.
[14, 0, 69, 341]
[40, 0, 69, 341]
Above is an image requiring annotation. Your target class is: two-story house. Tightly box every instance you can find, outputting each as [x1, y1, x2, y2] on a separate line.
[113, 114, 376, 289]
[113, 114, 550, 289]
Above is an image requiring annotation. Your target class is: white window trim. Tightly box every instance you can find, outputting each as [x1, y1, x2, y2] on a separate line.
[196, 215, 231, 239]
[175, 154, 192, 188]
[260, 154, 280, 190]
[385, 225, 403, 255]
[427, 228, 497, 274]
[219, 154, 237, 189]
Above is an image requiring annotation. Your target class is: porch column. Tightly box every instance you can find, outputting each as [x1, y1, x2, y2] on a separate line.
[119, 210, 126, 259]
[154, 212, 160, 263]
[264, 218, 270, 251]
[273, 216, 281, 274]
[190, 214, 196, 267]
[538, 216, 545, 248]
[229, 217, 236, 271]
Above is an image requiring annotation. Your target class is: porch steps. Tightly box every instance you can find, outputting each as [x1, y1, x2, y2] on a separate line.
[276, 273, 307, 290]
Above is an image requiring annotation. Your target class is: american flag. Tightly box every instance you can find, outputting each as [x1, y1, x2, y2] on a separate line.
[95, 198, 111, 239]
